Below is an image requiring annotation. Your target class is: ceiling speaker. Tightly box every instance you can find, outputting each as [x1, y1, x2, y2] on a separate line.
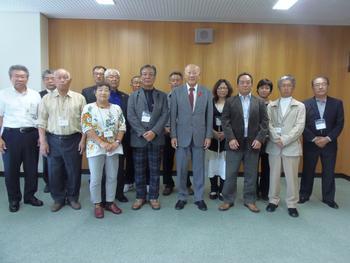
[195, 28, 214, 44]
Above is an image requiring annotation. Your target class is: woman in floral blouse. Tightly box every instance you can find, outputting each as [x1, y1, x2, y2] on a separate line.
[81, 83, 126, 219]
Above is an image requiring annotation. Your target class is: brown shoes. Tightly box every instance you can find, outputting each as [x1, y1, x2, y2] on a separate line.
[94, 205, 104, 219]
[218, 202, 234, 211]
[149, 199, 161, 210]
[51, 202, 64, 212]
[244, 203, 260, 213]
[69, 200, 81, 210]
[132, 199, 146, 210]
[105, 203, 122, 214]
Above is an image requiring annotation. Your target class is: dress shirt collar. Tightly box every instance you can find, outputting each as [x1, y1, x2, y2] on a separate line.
[53, 89, 73, 97]
[238, 92, 251, 99]
[186, 83, 198, 92]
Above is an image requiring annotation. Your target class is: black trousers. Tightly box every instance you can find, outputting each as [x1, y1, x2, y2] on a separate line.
[257, 151, 270, 197]
[47, 133, 82, 204]
[2, 128, 39, 202]
[300, 142, 337, 202]
[162, 134, 191, 188]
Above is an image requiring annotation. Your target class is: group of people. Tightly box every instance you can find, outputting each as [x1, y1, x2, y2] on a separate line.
[0, 63, 344, 219]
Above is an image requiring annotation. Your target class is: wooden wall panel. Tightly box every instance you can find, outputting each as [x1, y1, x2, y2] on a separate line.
[48, 19, 350, 175]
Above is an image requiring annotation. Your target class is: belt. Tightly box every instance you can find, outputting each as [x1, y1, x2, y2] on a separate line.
[47, 132, 80, 139]
[4, 127, 37, 133]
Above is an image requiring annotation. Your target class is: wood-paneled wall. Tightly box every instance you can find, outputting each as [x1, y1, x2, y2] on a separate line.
[49, 19, 350, 175]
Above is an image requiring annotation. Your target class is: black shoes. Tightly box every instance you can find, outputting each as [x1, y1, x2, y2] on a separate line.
[209, 192, 218, 200]
[24, 196, 44, 207]
[43, 184, 50, 193]
[298, 196, 309, 204]
[194, 200, 207, 211]
[9, 201, 20, 212]
[322, 200, 339, 209]
[116, 195, 129, 203]
[162, 186, 174, 196]
[266, 203, 278, 212]
[288, 208, 299, 217]
[175, 200, 187, 210]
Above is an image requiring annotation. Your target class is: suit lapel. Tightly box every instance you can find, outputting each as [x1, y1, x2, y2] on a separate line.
[312, 97, 321, 119]
[181, 85, 192, 112]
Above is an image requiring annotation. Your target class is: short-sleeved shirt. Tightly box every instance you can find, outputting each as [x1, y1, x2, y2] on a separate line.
[0, 87, 41, 131]
[81, 102, 126, 158]
[38, 90, 86, 135]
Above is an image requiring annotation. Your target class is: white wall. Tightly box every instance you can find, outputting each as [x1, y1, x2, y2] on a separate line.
[0, 12, 48, 172]
[0, 12, 48, 91]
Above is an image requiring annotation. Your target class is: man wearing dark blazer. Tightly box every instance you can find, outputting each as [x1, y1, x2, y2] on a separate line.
[127, 64, 168, 210]
[39, 69, 56, 193]
[81, 66, 106, 104]
[299, 76, 344, 209]
[170, 64, 213, 211]
[219, 72, 268, 213]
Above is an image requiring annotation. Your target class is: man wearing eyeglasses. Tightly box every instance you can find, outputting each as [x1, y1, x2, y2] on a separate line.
[299, 76, 344, 209]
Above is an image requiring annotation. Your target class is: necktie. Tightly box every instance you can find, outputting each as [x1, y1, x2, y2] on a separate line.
[189, 87, 194, 110]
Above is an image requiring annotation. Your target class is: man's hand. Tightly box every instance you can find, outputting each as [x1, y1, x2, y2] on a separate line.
[204, 138, 211, 150]
[40, 141, 49, 156]
[0, 138, 7, 154]
[251, 140, 262, 150]
[171, 138, 178, 149]
[143, 131, 156, 142]
[314, 136, 330, 148]
[276, 138, 284, 148]
[229, 139, 239, 150]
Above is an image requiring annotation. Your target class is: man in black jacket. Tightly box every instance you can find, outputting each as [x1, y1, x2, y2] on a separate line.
[299, 76, 344, 209]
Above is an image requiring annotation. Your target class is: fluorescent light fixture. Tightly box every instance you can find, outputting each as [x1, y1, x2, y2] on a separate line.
[96, 0, 115, 5]
[273, 0, 298, 10]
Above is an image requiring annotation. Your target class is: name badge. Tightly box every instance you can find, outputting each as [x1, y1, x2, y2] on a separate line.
[104, 130, 113, 138]
[275, 127, 282, 135]
[315, 119, 326, 130]
[58, 117, 69, 127]
[141, 111, 151, 123]
[215, 117, 222, 126]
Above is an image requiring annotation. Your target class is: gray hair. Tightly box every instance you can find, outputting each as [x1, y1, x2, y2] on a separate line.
[9, 65, 29, 78]
[54, 68, 71, 79]
[105, 69, 120, 78]
[278, 75, 296, 88]
[41, 69, 55, 80]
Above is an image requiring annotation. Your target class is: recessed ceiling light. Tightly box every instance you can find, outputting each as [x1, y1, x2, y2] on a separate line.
[96, 0, 115, 5]
[273, 0, 298, 10]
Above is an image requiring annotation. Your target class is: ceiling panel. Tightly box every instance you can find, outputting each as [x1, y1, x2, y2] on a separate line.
[0, 0, 349, 25]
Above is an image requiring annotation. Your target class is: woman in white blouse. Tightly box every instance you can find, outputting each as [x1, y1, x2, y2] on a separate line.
[81, 83, 126, 219]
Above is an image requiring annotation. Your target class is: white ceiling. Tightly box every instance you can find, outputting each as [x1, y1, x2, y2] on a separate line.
[0, 0, 350, 25]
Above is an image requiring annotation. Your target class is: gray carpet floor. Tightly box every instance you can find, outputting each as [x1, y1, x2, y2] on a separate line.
[0, 176, 349, 263]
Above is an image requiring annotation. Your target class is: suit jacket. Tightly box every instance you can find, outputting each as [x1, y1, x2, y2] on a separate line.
[221, 94, 268, 150]
[170, 85, 213, 147]
[266, 98, 305, 156]
[81, 85, 97, 104]
[303, 96, 344, 150]
[127, 88, 168, 147]
[39, 90, 48, 98]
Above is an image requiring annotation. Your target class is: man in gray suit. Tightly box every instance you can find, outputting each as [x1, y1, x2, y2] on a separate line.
[219, 72, 268, 213]
[170, 64, 213, 211]
[127, 64, 168, 210]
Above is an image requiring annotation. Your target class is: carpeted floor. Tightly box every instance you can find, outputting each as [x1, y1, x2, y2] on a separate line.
[0, 176, 349, 263]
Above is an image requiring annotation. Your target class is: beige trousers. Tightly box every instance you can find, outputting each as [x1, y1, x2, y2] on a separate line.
[268, 155, 300, 208]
